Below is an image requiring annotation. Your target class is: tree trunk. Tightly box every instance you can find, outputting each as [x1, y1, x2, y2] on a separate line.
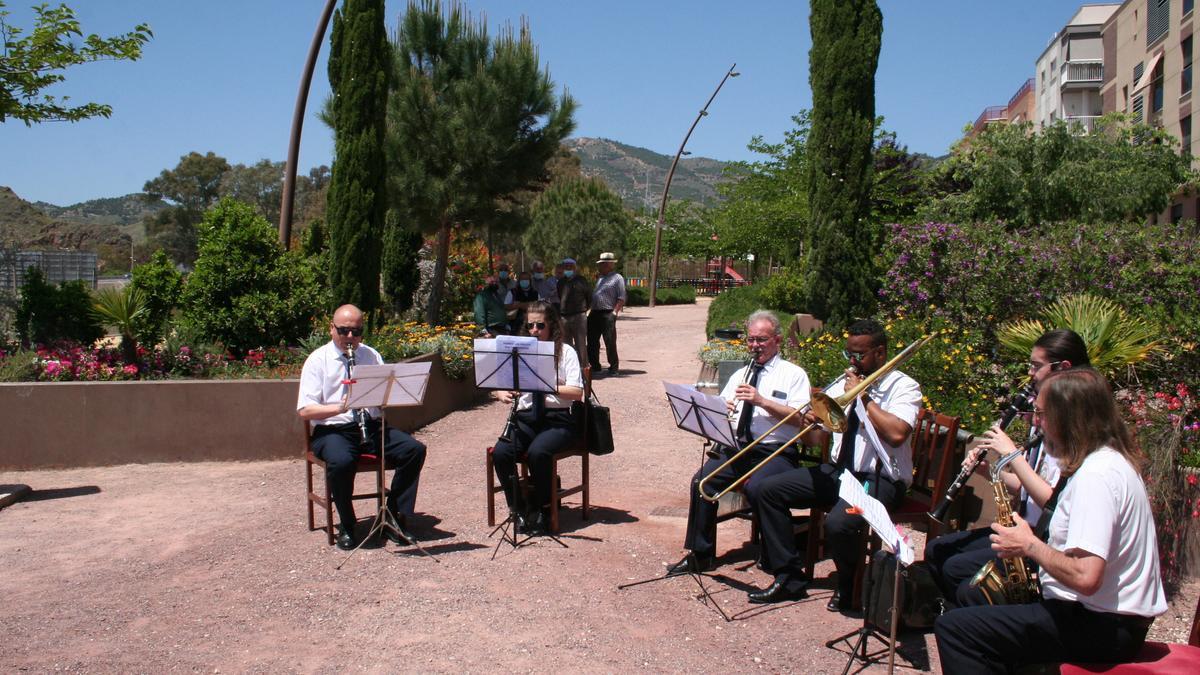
[426, 220, 453, 325]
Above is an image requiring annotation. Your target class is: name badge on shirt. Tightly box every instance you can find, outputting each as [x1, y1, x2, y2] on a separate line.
[772, 390, 786, 399]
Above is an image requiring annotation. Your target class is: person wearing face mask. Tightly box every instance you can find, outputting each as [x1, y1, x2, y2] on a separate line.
[531, 260, 559, 307]
[925, 329, 1092, 608]
[296, 305, 428, 550]
[508, 270, 540, 333]
[496, 261, 515, 292]
[473, 275, 512, 337]
[556, 257, 591, 366]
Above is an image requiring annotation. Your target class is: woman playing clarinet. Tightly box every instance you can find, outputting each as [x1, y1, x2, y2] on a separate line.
[491, 301, 585, 535]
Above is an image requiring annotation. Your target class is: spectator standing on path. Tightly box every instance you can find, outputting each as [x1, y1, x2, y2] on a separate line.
[557, 257, 591, 366]
[532, 260, 559, 307]
[496, 261, 515, 292]
[587, 252, 626, 376]
[473, 275, 512, 337]
[508, 270, 540, 333]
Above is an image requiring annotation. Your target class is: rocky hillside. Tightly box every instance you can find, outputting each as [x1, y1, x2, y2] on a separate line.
[0, 186, 136, 250]
[564, 137, 728, 210]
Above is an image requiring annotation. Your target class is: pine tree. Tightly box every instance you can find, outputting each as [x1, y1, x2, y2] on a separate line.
[325, 0, 389, 315]
[804, 0, 883, 326]
[388, 0, 575, 324]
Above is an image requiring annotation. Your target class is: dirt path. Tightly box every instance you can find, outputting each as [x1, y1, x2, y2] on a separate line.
[2, 298, 1196, 673]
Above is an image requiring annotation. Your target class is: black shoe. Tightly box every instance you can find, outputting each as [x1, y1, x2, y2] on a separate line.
[336, 525, 358, 551]
[666, 552, 716, 576]
[524, 509, 548, 536]
[826, 589, 853, 612]
[748, 577, 808, 604]
[607, 367, 618, 376]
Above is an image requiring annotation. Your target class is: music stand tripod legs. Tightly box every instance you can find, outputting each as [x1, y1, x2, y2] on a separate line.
[337, 425, 437, 569]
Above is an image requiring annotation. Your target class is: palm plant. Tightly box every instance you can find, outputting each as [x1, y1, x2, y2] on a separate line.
[92, 286, 148, 364]
[997, 294, 1162, 378]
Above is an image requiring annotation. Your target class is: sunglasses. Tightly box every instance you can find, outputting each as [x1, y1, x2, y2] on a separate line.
[842, 349, 869, 361]
[334, 325, 364, 337]
[525, 321, 547, 330]
[1029, 360, 1064, 372]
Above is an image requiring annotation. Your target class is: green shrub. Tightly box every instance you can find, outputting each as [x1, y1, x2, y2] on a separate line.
[625, 285, 696, 307]
[760, 267, 807, 314]
[180, 198, 327, 357]
[14, 267, 104, 347]
[130, 250, 183, 348]
[705, 284, 791, 338]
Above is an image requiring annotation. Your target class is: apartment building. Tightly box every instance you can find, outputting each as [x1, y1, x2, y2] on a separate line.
[965, 78, 1035, 140]
[1036, 4, 1121, 133]
[1102, 0, 1199, 221]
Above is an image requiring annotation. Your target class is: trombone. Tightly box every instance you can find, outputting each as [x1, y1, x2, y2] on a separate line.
[697, 333, 935, 503]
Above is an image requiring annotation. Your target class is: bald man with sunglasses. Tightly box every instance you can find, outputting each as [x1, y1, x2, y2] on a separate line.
[297, 304, 428, 550]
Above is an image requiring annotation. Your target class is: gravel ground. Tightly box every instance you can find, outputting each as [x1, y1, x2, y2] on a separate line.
[2, 298, 1196, 673]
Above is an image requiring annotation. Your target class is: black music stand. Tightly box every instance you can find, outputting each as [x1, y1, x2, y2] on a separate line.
[823, 467, 914, 674]
[336, 361, 436, 569]
[617, 382, 739, 612]
[474, 337, 562, 555]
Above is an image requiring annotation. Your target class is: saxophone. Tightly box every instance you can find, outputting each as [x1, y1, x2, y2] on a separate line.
[968, 441, 1042, 605]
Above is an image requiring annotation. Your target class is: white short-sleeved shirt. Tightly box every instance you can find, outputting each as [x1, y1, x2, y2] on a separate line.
[296, 341, 386, 426]
[827, 369, 922, 485]
[1020, 441, 1061, 525]
[720, 354, 811, 445]
[1040, 448, 1166, 617]
[515, 343, 584, 411]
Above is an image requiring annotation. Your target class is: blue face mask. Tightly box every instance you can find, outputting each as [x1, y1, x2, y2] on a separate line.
[519, 279, 531, 289]
[564, 269, 575, 278]
[498, 271, 509, 280]
[533, 272, 544, 281]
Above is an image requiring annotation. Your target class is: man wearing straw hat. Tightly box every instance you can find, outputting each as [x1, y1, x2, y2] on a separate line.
[587, 252, 626, 377]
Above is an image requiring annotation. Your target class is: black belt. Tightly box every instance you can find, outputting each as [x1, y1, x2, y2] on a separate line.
[562, 310, 586, 316]
[590, 308, 613, 313]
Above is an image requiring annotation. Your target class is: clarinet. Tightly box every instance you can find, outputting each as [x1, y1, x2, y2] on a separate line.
[344, 346, 371, 448]
[498, 395, 520, 444]
[928, 382, 1037, 524]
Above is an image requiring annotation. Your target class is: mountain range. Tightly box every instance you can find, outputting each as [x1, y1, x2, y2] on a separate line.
[0, 138, 726, 252]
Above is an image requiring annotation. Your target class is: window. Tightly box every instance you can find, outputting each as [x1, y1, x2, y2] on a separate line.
[1182, 114, 1192, 156]
[1186, 0, 1195, 16]
[1133, 94, 1146, 123]
[1148, 0, 1171, 46]
[1153, 62, 1165, 113]
[1184, 36, 1194, 95]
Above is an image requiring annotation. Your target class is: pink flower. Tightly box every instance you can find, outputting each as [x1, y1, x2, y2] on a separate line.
[122, 364, 138, 376]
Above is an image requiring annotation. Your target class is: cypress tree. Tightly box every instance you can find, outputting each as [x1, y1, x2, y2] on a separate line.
[804, 0, 883, 326]
[325, 0, 389, 314]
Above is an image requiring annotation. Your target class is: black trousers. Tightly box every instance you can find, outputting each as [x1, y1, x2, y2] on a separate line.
[683, 443, 797, 559]
[492, 409, 577, 511]
[586, 309, 618, 371]
[311, 419, 427, 531]
[924, 527, 997, 607]
[756, 463, 904, 594]
[935, 599, 1152, 674]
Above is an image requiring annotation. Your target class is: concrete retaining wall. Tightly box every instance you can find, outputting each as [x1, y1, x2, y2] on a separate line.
[0, 353, 481, 469]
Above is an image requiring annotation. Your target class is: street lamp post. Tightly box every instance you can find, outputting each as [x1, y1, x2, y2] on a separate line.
[647, 63, 738, 307]
[278, 0, 339, 249]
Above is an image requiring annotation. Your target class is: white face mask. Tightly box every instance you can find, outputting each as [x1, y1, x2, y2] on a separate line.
[533, 272, 544, 280]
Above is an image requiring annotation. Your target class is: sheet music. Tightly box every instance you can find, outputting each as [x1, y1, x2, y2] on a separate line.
[662, 381, 738, 448]
[473, 337, 557, 391]
[837, 470, 914, 565]
[347, 362, 431, 408]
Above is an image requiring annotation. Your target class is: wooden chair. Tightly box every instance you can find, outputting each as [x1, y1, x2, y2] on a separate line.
[808, 408, 963, 607]
[486, 367, 592, 534]
[304, 423, 388, 546]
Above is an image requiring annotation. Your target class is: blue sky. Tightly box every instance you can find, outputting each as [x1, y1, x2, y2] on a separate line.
[1, 0, 1102, 206]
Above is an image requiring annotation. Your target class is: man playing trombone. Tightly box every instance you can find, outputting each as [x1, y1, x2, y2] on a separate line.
[666, 310, 815, 576]
[750, 319, 922, 607]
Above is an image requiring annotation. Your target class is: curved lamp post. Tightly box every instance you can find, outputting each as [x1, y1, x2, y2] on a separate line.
[647, 63, 738, 307]
[278, 0, 339, 249]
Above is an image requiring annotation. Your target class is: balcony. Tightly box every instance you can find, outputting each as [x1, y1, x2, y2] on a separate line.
[1063, 115, 1100, 134]
[1060, 60, 1104, 89]
[971, 105, 1008, 135]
